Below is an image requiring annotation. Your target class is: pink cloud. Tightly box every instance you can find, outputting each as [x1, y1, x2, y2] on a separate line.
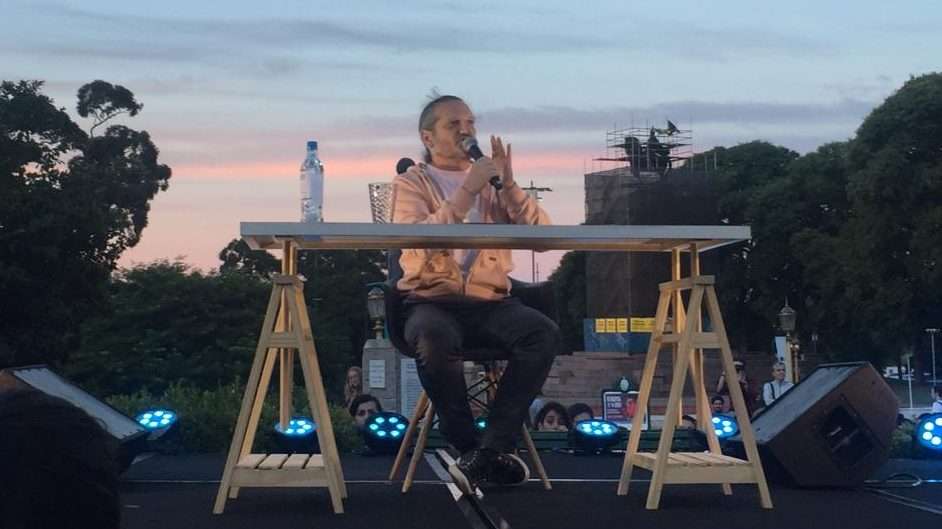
[167, 146, 594, 182]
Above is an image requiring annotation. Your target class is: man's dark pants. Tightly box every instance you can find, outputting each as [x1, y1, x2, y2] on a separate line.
[403, 296, 560, 454]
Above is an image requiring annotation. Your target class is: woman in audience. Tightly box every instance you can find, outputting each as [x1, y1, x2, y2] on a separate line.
[567, 402, 594, 425]
[343, 366, 363, 409]
[535, 401, 571, 432]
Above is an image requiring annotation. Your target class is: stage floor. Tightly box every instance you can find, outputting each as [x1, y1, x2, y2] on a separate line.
[120, 452, 942, 529]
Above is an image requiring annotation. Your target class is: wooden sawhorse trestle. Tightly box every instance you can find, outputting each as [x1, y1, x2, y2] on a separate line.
[617, 274, 772, 510]
[213, 274, 347, 514]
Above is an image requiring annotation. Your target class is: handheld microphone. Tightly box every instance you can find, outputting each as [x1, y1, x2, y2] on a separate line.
[396, 157, 415, 175]
[459, 137, 502, 190]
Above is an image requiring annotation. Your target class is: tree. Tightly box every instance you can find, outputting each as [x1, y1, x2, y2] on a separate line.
[297, 249, 388, 400]
[218, 238, 279, 278]
[218, 243, 387, 401]
[549, 251, 587, 352]
[64, 261, 269, 396]
[840, 73, 942, 372]
[786, 142, 855, 360]
[702, 142, 800, 352]
[0, 80, 170, 369]
[76, 80, 142, 137]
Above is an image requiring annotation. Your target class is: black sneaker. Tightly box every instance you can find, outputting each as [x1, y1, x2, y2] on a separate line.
[448, 448, 495, 495]
[489, 452, 530, 487]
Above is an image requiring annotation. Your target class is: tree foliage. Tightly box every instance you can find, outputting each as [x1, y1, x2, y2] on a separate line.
[0, 80, 169, 369]
[76, 80, 143, 136]
[698, 141, 801, 352]
[218, 238, 279, 278]
[839, 73, 942, 368]
[213, 241, 387, 401]
[548, 73, 942, 369]
[65, 261, 269, 396]
[295, 249, 387, 400]
[549, 250, 587, 352]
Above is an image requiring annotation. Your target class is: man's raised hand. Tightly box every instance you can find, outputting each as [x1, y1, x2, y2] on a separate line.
[491, 135, 515, 189]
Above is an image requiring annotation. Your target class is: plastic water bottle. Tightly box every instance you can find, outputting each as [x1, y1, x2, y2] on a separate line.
[300, 140, 324, 222]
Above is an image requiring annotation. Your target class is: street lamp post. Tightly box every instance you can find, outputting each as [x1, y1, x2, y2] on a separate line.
[778, 299, 799, 383]
[366, 286, 386, 340]
[903, 352, 914, 411]
[927, 328, 940, 384]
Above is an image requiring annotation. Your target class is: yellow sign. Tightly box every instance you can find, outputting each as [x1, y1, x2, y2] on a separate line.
[595, 319, 606, 333]
[616, 318, 629, 333]
[630, 317, 655, 333]
[605, 318, 616, 333]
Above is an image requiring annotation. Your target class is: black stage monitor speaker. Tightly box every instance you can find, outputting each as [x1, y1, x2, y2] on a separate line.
[729, 362, 897, 488]
[0, 364, 149, 472]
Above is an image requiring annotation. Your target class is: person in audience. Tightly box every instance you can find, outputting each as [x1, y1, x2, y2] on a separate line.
[567, 402, 594, 424]
[0, 389, 120, 529]
[761, 361, 794, 407]
[534, 401, 571, 432]
[716, 359, 756, 414]
[932, 386, 942, 413]
[528, 391, 547, 427]
[710, 394, 726, 415]
[680, 414, 698, 429]
[348, 394, 382, 429]
[343, 366, 363, 409]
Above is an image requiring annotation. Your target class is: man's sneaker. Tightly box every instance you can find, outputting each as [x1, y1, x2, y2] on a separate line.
[448, 448, 495, 495]
[488, 452, 530, 487]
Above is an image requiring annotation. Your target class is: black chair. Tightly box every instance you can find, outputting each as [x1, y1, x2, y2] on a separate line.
[381, 249, 557, 492]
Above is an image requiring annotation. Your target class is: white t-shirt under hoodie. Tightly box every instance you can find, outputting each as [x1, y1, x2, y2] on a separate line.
[424, 164, 483, 278]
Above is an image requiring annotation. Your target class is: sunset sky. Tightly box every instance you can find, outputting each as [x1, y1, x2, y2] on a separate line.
[3, 1, 940, 278]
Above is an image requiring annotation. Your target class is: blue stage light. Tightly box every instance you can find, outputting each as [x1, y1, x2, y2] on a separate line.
[570, 419, 622, 454]
[475, 416, 488, 430]
[275, 417, 316, 437]
[711, 414, 739, 440]
[135, 408, 179, 441]
[273, 416, 319, 453]
[363, 411, 409, 454]
[916, 414, 942, 451]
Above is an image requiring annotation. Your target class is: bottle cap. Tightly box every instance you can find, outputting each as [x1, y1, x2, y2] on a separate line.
[307, 140, 318, 151]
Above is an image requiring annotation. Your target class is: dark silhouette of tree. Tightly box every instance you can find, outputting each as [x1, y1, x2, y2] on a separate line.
[65, 261, 269, 396]
[217, 242, 387, 401]
[549, 250, 587, 352]
[839, 72, 942, 375]
[218, 238, 280, 278]
[76, 80, 142, 137]
[0, 80, 170, 369]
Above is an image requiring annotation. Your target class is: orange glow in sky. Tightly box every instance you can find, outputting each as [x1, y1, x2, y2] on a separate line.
[169, 148, 591, 182]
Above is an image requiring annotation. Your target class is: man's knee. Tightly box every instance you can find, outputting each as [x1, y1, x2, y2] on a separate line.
[410, 325, 460, 374]
[528, 316, 563, 366]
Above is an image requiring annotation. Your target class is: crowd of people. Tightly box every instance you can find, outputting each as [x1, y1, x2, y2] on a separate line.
[710, 359, 795, 417]
[343, 360, 603, 434]
[343, 356, 804, 435]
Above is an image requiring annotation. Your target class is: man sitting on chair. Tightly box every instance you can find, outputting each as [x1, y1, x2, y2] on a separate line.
[391, 94, 560, 495]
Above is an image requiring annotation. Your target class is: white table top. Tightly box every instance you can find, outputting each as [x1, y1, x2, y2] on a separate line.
[240, 222, 750, 253]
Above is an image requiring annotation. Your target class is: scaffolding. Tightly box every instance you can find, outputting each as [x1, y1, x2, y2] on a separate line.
[591, 122, 694, 184]
[584, 121, 699, 321]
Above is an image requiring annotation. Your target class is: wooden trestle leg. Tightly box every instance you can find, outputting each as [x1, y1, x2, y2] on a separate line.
[213, 274, 346, 515]
[617, 273, 772, 510]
